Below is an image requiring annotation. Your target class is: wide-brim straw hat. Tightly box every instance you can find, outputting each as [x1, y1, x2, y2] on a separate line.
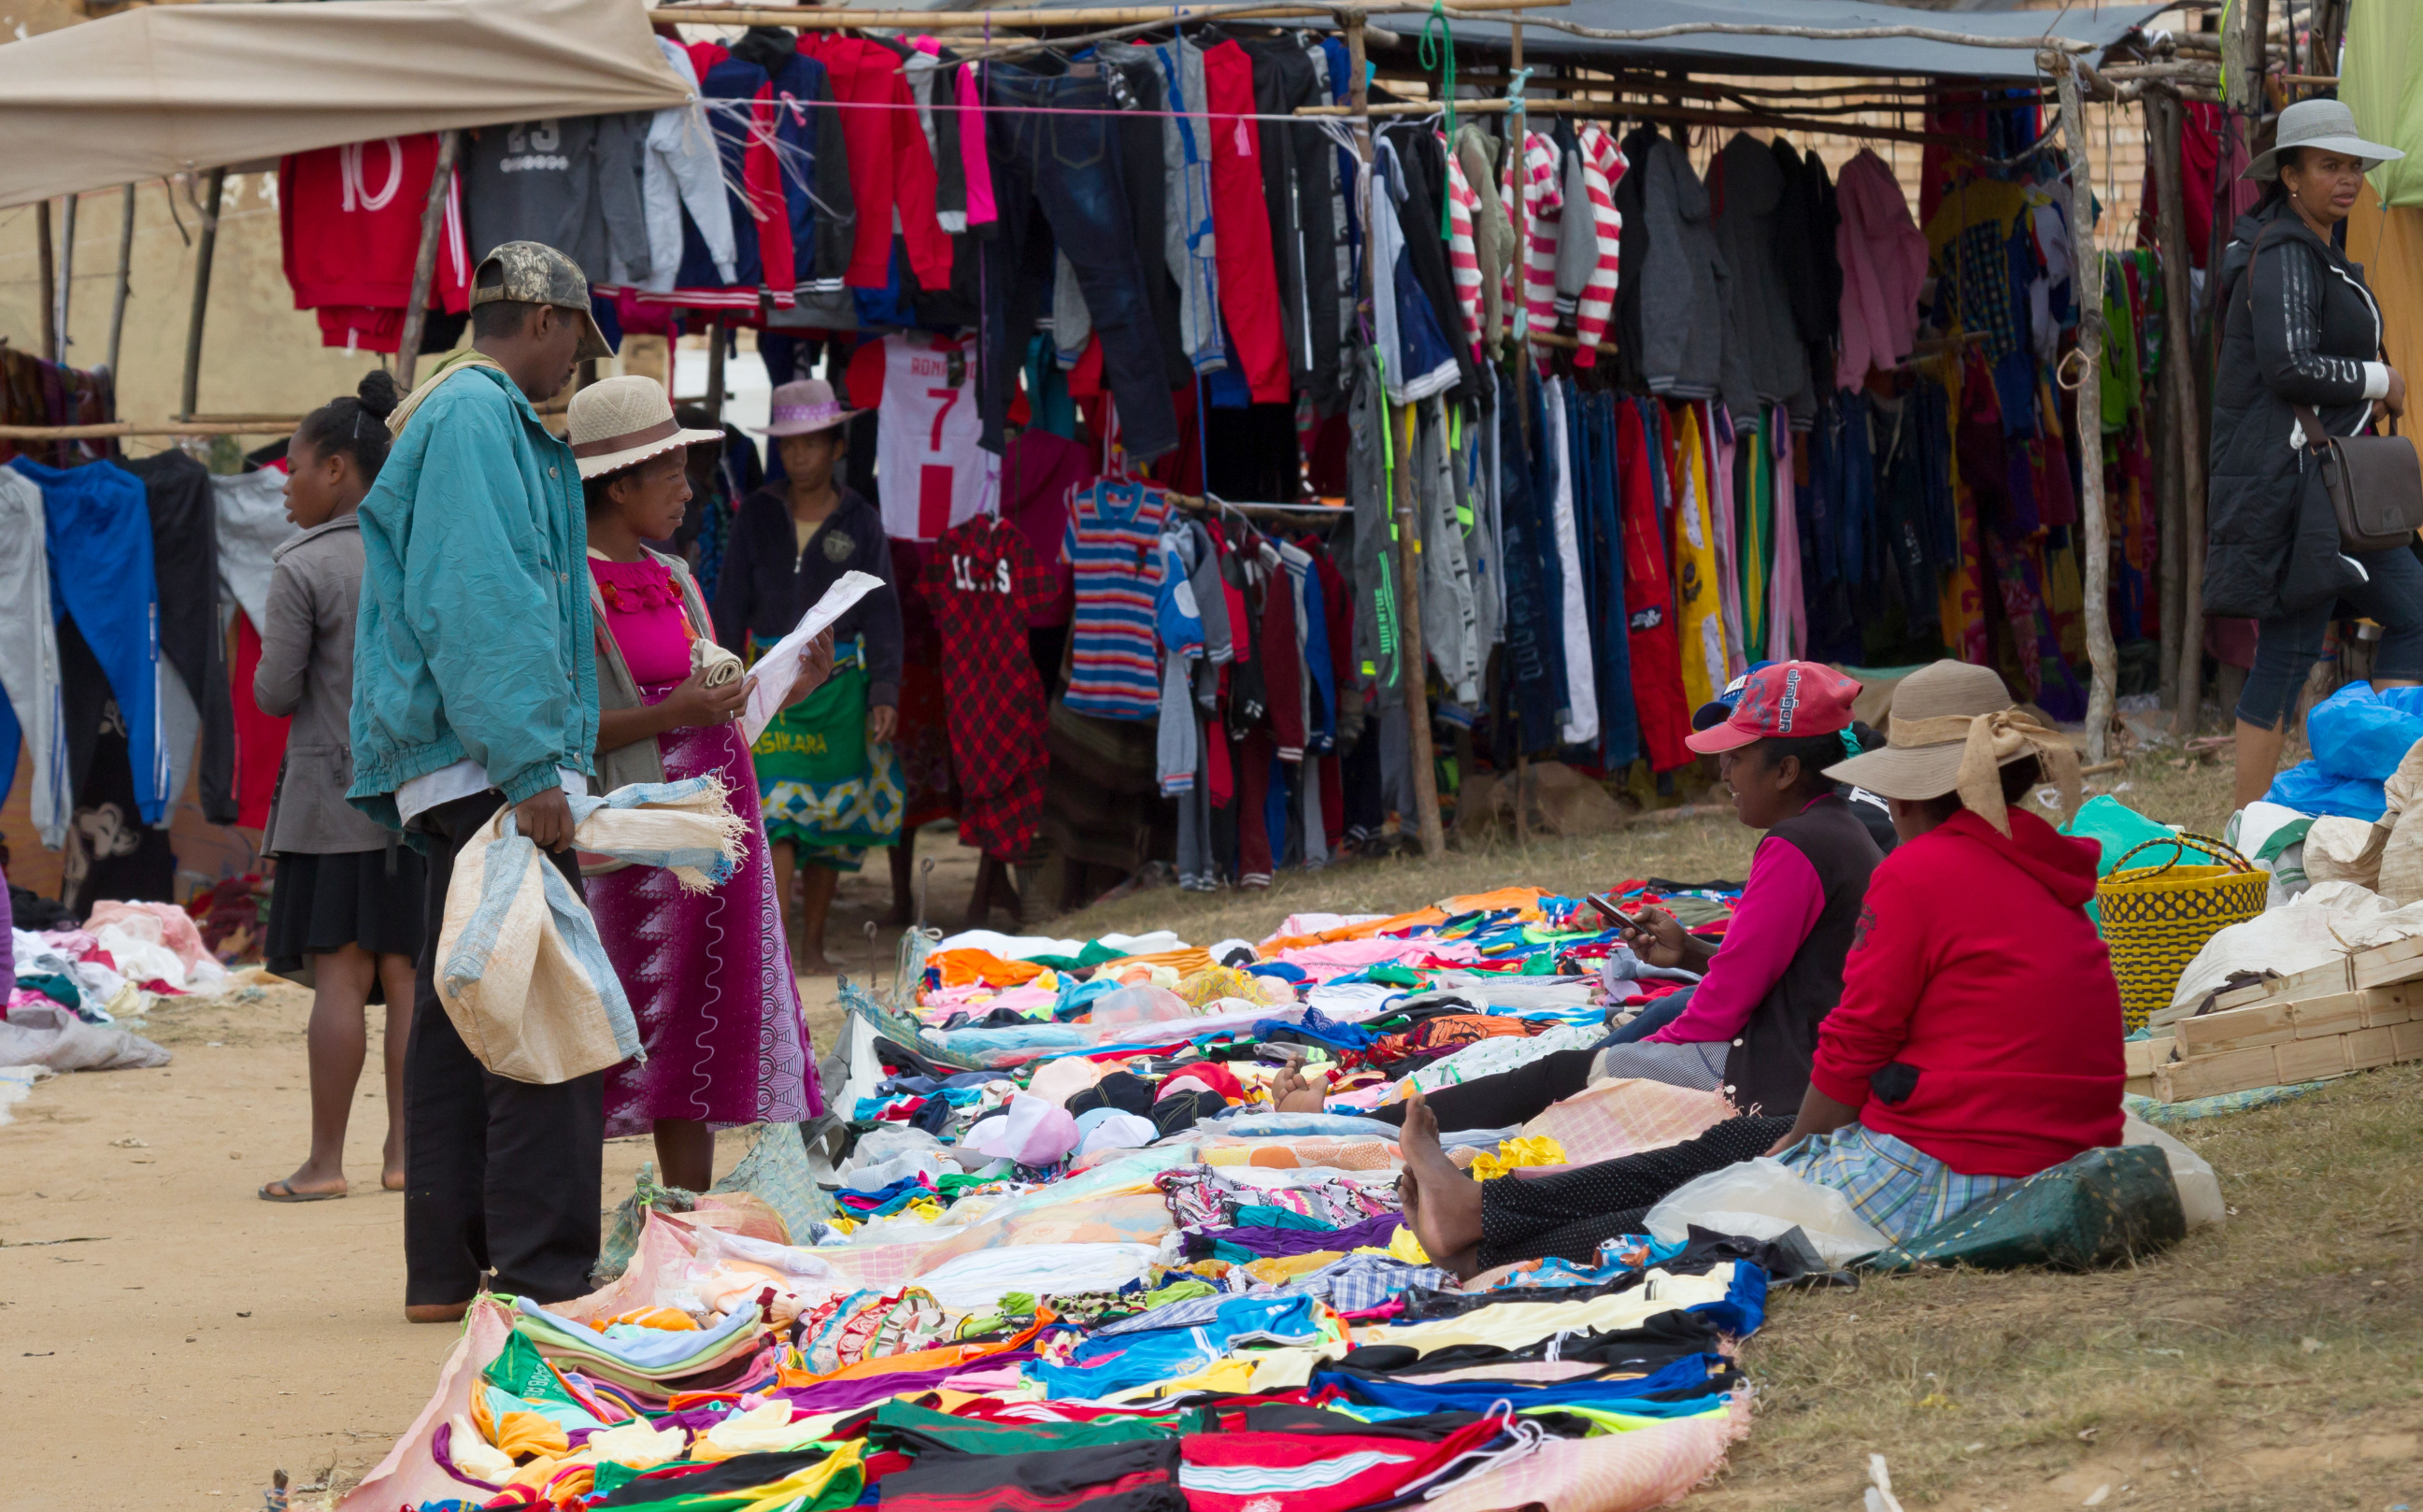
[1824, 660, 2080, 834]
[755, 378, 851, 437]
[2246, 98, 2405, 180]
[567, 376, 723, 480]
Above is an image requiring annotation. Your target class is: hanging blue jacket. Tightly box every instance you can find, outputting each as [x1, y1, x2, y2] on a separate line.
[348, 360, 597, 827]
[14, 456, 166, 822]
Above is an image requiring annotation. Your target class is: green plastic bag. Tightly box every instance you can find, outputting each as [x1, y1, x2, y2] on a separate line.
[1865, 1145, 2185, 1273]
[2063, 795, 2176, 925]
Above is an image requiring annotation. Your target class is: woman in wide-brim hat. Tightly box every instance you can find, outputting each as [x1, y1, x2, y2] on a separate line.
[2206, 97, 2417, 809]
[573, 375, 833, 1191]
[711, 379, 905, 971]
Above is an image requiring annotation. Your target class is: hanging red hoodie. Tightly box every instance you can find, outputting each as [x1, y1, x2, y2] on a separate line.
[797, 35, 952, 292]
[1809, 806, 2124, 1177]
[280, 136, 470, 321]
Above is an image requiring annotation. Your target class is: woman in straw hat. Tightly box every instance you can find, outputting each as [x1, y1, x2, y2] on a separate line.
[573, 377, 833, 1192]
[1390, 663, 2125, 1276]
[2206, 98, 2415, 808]
[713, 379, 905, 971]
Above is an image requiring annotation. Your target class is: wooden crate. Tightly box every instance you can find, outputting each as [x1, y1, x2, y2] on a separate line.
[2204, 936, 2423, 1017]
[2151, 991, 2423, 1102]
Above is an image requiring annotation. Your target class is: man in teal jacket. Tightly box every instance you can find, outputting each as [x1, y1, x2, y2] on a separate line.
[349, 241, 616, 1322]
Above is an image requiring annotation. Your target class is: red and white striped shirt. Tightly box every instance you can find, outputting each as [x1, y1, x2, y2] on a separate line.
[1500, 129, 1561, 361]
[1442, 133, 1485, 364]
[1570, 126, 1627, 368]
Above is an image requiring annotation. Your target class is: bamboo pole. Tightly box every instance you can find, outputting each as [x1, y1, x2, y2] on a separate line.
[178, 167, 225, 421]
[2058, 58, 2116, 764]
[648, 0, 1554, 27]
[54, 193, 77, 366]
[106, 184, 135, 379]
[2147, 87, 2208, 739]
[1345, 13, 1445, 859]
[1450, 10, 2107, 53]
[36, 200, 55, 368]
[0, 420, 301, 440]
[1297, 94, 1965, 148]
[394, 130, 462, 392]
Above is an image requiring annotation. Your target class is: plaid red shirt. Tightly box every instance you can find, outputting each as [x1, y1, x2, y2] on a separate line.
[924, 516, 1055, 861]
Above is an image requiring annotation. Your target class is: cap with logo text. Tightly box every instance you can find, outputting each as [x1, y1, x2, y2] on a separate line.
[1683, 660, 1861, 755]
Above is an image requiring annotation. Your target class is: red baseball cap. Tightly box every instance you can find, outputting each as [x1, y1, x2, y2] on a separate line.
[1683, 661, 1862, 755]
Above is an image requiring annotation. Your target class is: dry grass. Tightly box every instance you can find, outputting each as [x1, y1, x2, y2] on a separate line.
[1048, 756, 2423, 1509]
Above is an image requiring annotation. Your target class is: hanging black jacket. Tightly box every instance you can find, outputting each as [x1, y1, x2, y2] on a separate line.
[2204, 200, 2389, 620]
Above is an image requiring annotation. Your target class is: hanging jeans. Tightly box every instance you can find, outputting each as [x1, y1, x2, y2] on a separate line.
[981, 63, 1179, 464]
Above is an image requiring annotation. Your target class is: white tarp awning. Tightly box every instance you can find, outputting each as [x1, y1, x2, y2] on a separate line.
[0, 0, 691, 208]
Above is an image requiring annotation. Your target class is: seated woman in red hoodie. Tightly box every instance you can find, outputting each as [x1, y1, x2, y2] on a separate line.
[1394, 661, 2125, 1276]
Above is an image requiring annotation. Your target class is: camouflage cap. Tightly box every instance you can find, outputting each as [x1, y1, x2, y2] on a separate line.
[471, 241, 615, 362]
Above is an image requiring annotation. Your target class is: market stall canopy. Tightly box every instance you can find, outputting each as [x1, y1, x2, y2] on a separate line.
[1350, 0, 2171, 80]
[2344, 0, 2423, 207]
[0, 0, 691, 209]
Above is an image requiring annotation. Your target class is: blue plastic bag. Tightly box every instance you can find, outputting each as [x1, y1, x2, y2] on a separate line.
[2305, 681, 2423, 780]
[2263, 759, 2387, 820]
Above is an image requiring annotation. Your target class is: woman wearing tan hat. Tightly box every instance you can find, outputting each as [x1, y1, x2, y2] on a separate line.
[2207, 98, 2417, 807]
[713, 378, 905, 970]
[1390, 663, 2127, 1277]
[572, 376, 834, 1192]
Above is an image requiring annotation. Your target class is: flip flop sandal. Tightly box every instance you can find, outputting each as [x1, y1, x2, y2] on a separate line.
[259, 1179, 346, 1203]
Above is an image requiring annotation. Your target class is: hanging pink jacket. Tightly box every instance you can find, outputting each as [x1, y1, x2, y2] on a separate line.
[1833, 149, 1929, 390]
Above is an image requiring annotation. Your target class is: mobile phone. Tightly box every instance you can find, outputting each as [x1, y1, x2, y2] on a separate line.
[1587, 893, 1630, 925]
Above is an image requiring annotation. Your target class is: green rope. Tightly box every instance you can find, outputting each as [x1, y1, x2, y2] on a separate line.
[1420, 0, 1456, 237]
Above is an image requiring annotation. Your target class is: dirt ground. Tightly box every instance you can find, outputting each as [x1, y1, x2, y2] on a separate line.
[11, 756, 2420, 1511]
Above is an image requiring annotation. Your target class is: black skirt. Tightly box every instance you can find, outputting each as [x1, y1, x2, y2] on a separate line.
[264, 846, 430, 987]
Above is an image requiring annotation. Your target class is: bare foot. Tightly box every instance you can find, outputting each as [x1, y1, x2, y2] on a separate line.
[383, 1137, 406, 1192]
[1269, 1065, 1329, 1115]
[262, 1161, 347, 1202]
[405, 1301, 470, 1325]
[1397, 1090, 1484, 1277]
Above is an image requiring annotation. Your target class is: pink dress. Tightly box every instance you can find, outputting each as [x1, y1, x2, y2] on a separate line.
[587, 556, 820, 1136]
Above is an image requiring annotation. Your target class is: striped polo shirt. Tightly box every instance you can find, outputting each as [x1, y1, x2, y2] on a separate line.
[1062, 480, 1171, 720]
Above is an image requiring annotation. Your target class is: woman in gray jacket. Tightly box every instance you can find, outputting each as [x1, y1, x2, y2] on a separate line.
[257, 372, 424, 1203]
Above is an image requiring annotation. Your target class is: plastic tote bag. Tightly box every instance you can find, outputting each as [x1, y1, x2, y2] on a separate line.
[435, 777, 747, 1085]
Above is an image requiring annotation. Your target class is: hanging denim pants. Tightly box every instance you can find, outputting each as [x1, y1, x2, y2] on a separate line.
[980, 63, 1179, 464]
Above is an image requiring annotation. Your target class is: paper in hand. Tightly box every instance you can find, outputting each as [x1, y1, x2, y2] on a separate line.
[740, 570, 884, 744]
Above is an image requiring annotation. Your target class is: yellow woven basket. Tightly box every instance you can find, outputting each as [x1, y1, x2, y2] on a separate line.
[2097, 834, 2269, 1032]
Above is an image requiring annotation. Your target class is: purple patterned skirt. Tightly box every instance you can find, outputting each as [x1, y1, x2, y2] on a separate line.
[594, 679, 821, 1137]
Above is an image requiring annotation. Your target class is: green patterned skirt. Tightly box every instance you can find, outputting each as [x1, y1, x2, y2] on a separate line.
[750, 639, 903, 871]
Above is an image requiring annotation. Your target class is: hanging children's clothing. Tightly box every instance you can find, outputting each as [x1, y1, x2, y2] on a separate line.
[1063, 480, 1173, 721]
[848, 332, 993, 541]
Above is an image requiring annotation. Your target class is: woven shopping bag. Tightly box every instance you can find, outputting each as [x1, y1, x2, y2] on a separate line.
[2096, 834, 2269, 1031]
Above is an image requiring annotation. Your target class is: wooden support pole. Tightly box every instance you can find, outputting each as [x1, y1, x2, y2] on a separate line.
[106, 184, 135, 380]
[178, 167, 225, 421]
[2146, 87, 2209, 738]
[0, 420, 302, 440]
[36, 199, 56, 368]
[2059, 60, 2116, 764]
[705, 317, 728, 418]
[54, 193, 77, 366]
[394, 130, 462, 392]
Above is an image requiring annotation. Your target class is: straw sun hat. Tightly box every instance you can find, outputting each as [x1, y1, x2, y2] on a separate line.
[1823, 661, 2080, 835]
[566, 376, 724, 480]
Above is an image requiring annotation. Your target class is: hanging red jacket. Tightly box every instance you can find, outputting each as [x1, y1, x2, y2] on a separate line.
[798, 36, 952, 292]
[280, 135, 469, 341]
[1618, 400, 1692, 771]
[1201, 41, 1290, 404]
